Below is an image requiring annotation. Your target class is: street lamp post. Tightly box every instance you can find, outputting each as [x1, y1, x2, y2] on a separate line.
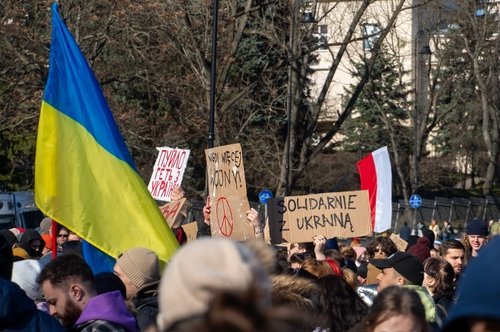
[412, 30, 431, 232]
[284, 5, 296, 197]
[284, 4, 315, 196]
[412, 31, 431, 194]
[207, 0, 219, 149]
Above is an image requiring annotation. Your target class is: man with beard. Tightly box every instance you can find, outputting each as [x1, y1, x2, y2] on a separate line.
[0, 234, 64, 331]
[38, 254, 137, 331]
[439, 239, 465, 282]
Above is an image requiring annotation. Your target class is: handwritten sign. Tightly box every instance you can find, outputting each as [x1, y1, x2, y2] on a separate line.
[205, 143, 253, 240]
[182, 222, 199, 242]
[148, 147, 190, 201]
[160, 198, 188, 228]
[390, 233, 408, 252]
[267, 190, 372, 244]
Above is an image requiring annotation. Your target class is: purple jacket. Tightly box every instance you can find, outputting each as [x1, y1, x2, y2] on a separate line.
[75, 291, 137, 332]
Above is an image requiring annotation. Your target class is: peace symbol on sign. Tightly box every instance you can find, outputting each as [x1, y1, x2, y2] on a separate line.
[216, 197, 234, 237]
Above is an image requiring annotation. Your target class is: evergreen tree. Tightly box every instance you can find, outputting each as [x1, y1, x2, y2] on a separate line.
[341, 46, 411, 154]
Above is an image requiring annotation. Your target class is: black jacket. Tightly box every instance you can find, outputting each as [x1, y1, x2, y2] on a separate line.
[132, 281, 160, 330]
[0, 277, 64, 331]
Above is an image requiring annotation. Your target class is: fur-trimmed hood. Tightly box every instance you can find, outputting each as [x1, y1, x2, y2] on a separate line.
[271, 274, 321, 312]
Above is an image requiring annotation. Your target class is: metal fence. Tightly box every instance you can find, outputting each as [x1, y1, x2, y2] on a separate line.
[186, 195, 500, 236]
[392, 195, 500, 232]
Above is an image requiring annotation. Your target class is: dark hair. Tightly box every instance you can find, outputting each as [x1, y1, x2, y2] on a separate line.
[289, 253, 306, 266]
[274, 246, 291, 275]
[340, 245, 357, 260]
[366, 237, 398, 258]
[324, 249, 342, 265]
[361, 286, 428, 332]
[289, 242, 314, 255]
[316, 275, 368, 331]
[439, 239, 465, 257]
[38, 254, 94, 291]
[423, 257, 455, 298]
[94, 272, 126, 299]
[57, 225, 69, 235]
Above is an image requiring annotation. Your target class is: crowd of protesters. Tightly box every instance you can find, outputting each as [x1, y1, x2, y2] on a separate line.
[1, 188, 500, 332]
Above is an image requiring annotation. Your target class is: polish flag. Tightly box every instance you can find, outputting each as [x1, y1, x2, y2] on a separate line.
[356, 146, 392, 233]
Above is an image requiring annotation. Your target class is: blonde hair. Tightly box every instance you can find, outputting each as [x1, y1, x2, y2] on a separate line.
[342, 267, 359, 289]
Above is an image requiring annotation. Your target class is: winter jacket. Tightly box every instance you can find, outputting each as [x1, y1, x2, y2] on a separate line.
[403, 284, 437, 323]
[271, 274, 322, 312]
[132, 281, 160, 331]
[70, 291, 137, 332]
[0, 277, 64, 331]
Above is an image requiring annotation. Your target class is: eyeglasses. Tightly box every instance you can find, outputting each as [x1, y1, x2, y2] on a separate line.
[57, 233, 69, 238]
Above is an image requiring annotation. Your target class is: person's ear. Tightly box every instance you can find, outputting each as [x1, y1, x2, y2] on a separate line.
[426, 276, 436, 288]
[69, 284, 85, 302]
[396, 275, 406, 286]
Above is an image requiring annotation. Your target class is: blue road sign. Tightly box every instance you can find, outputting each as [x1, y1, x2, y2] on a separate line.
[409, 194, 422, 209]
[259, 189, 273, 204]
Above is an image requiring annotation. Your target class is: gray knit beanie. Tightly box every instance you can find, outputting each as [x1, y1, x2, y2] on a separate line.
[116, 247, 160, 289]
[156, 237, 272, 330]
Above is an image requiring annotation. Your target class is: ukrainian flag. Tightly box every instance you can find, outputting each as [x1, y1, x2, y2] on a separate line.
[35, 3, 179, 265]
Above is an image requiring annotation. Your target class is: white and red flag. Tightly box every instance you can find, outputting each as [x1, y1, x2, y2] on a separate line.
[356, 146, 392, 233]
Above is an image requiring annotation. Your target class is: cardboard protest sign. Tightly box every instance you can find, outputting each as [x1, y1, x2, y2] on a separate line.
[182, 222, 199, 242]
[159, 198, 188, 228]
[205, 143, 253, 240]
[148, 147, 190, 201]
[268, 190, 372, 244]
[390, 233, 409, 252]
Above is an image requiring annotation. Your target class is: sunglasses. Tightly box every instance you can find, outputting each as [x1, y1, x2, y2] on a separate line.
[57, 233, 69, 238]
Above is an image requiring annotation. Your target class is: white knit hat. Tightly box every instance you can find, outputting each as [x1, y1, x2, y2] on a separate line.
[116, 247, 160, 289]
[12, 259, 42, 300]
[156, 238, 272, 330]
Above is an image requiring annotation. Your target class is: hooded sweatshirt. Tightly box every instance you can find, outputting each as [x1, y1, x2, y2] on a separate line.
[74, 291, 137, 332]
[19, 230, 46, 258]
[0, 277, 64, 331]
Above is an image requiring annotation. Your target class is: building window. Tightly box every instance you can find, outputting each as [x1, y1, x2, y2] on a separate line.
[313, 24, 328, 50]
[362, 23, 380, 50]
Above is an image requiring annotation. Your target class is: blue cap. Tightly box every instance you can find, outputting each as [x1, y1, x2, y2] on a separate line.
[443, 236, 500, 330]
[465, 218, 489, 236]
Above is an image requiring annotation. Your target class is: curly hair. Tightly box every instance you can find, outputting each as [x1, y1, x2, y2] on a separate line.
[461, 233, 488, 262]
[366, 237, 398, 258]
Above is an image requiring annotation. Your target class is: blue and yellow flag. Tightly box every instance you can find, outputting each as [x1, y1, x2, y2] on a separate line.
[35, 3, 179, 266]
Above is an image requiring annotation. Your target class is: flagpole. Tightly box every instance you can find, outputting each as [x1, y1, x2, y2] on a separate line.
[331, 166, 357, 192]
